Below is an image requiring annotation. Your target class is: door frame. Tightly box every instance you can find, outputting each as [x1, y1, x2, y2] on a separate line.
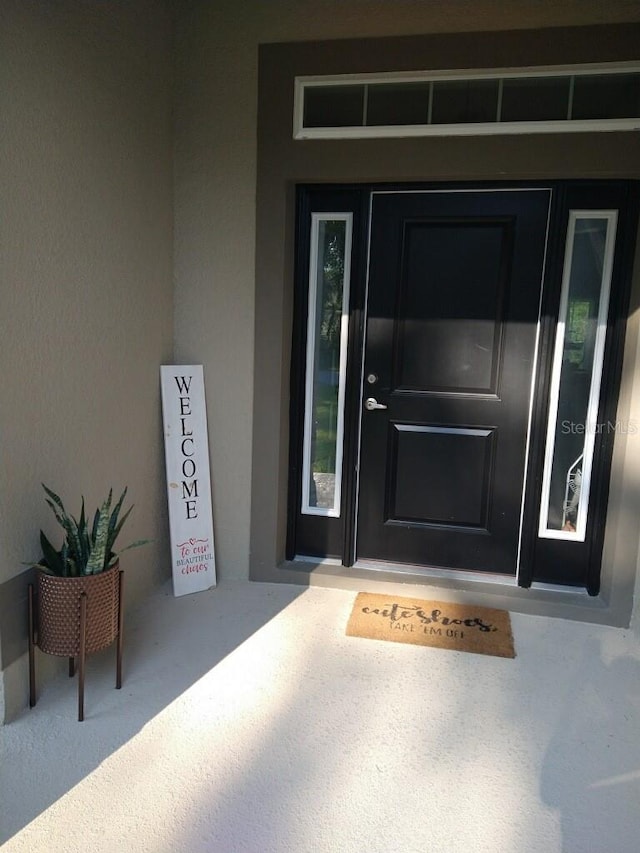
[287, 180, 639, 594]
[253, 31, 640, 626]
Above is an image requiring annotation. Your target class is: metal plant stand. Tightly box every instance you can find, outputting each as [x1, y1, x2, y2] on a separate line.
[28, 564, 124, 722]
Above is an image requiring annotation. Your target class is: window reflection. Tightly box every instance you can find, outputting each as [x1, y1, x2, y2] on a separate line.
[540, 214, 617, 539]
[302, 215, 352, 516]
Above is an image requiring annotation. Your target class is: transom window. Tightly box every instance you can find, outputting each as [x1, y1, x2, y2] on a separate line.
[294, 64, 640, 139]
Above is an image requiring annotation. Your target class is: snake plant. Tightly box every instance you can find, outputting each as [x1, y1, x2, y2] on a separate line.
[33, 484, 148, 577]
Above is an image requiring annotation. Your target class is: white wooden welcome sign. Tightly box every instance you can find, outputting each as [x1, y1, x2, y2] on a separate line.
[160, 365, 216, 596]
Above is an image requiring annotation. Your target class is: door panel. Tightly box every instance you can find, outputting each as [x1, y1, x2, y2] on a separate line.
[388, 424, 495, 528]
[396, 221, 507, 393]
[357, 190, 551, 574]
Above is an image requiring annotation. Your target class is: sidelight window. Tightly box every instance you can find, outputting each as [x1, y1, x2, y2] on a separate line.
[301, 214, 353, 517]
[538, 212, 618, 541]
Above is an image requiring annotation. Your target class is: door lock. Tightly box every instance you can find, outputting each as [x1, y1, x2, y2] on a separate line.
[364, 397, 388, 411]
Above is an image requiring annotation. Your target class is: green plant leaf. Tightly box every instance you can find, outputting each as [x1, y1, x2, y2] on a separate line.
[85, 492, 112, 574]
[39, 530, 66, 576]
[105, 488, 127, 553]
[44, 497, 68, 533]
[36, 485, 149, 576]
[42, 484, 65, 514]
[43, 485, 84, 570]
[91, 507, 100, 546]
[65, 516, 83, 567]
[118, 538, 152, 555]
[110, 487, 127, 531]
[66, 554, 79, 578]
[74, 498, 90, 570]
[43, 486, 79, 554]
[60, 542, 69, 578]
[107, 504, 133, 556]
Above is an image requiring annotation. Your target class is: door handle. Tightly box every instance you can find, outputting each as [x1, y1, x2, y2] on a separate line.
[364, 397, 388, 411]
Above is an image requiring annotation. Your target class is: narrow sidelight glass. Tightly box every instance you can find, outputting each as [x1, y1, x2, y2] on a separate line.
[539, 212, 617, 540]
[301, 214, 353, 516]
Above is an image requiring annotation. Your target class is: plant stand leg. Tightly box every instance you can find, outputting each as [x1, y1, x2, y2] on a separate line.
[78, 592, 87, 722]
[116, 570, 124, 689]
[28, 584, 36, 708]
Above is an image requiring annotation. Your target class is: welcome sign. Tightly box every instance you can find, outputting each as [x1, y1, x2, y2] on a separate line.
[160, 365, 216, 596]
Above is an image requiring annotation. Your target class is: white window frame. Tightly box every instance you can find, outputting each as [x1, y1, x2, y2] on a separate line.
[301, 213, 353, 517]
[293, 63, 640, 139]
[538, 210, 618, 541]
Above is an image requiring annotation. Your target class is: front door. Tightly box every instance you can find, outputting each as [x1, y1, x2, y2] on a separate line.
[356, 190, 551, 575]
[289, 181, 636, 591]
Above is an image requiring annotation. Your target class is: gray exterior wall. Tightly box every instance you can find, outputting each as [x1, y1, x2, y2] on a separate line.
[0, 0, 174, 720]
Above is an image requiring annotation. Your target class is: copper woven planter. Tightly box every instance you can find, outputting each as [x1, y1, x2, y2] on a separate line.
[28, 561, 124, 721]
[37, 561, 120, 655]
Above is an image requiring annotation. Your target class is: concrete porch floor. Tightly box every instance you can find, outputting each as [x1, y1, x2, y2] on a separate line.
[1, 579, 640, 852]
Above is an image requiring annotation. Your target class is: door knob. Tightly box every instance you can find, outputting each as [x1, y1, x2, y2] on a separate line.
[364, 397, 388, 411]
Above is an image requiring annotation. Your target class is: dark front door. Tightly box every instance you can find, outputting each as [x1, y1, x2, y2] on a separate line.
[357, 189, 551, 575]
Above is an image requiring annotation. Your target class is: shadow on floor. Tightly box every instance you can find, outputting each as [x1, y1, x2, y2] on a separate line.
[0, 579, 305, 844]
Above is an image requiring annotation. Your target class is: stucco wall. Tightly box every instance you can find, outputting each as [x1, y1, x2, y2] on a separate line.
[174, 1, 640, 585]
[0, 0, 174, 717]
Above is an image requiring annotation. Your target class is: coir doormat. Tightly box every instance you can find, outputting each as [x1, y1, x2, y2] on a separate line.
[346, 592, 515, 658]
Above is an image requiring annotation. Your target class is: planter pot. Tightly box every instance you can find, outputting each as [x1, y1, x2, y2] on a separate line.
[28, 561, 124, 721]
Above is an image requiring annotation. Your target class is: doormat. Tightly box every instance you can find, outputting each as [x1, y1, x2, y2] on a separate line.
[346, 592, 515, 658]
